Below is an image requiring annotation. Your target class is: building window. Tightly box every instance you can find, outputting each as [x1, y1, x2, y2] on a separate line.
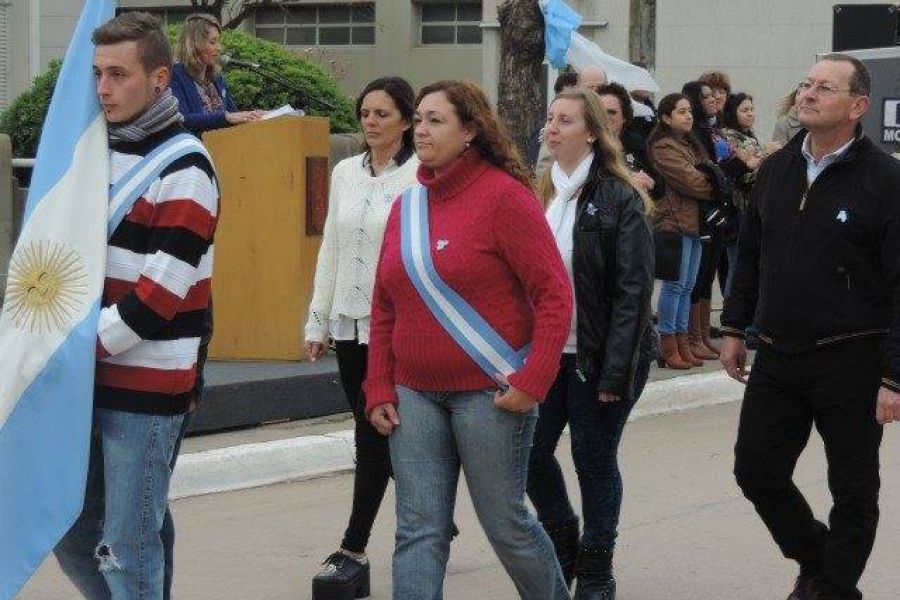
[254, 4, 376, 46]
[116, 7, 194, 26]
[419, 2, 482, 45]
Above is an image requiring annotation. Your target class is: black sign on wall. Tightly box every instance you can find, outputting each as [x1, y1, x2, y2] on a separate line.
[833, 4, 899, 51]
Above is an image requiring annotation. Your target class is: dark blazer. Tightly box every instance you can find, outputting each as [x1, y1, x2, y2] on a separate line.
[169, 63, 238, 135]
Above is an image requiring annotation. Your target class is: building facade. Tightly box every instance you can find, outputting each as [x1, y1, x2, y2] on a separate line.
[1, 0, 892, 142]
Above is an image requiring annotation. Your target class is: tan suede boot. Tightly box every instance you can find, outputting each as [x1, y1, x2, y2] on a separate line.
[700, 298, 721, 356]
[690, 302, 719, 360]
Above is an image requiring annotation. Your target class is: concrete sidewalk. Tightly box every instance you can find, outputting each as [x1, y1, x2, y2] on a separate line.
[22, 401, 900, 600]
[170, 361, 746, 499]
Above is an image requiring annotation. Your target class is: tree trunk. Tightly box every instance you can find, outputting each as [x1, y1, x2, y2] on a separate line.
[629, 0, 656, 69]
[496, 0, 545, 157]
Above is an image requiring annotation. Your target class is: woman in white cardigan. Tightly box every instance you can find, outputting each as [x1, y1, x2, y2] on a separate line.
[305, 76, 419, 599]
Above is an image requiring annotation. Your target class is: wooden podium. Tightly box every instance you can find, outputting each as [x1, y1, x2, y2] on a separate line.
[203, 117, 330, 361]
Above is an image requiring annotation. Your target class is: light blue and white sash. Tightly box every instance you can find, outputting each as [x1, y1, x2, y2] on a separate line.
[399, 184, 529, 385]
[107, 132, 212, 239]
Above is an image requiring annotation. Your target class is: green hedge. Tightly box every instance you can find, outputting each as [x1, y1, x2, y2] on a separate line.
[0, 27, 358, 157]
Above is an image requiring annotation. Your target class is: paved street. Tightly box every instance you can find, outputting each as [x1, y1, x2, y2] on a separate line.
[21, 401, 900, 600]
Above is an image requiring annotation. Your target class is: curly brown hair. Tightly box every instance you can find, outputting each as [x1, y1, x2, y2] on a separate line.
[415, 80, 532, 188]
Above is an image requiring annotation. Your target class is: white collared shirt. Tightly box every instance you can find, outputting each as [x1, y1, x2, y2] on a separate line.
[801, 133, 855, 185]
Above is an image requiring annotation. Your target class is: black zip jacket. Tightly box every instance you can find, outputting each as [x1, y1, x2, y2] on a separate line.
[721, 130, 900, 392]
[572, 167, 656, 399]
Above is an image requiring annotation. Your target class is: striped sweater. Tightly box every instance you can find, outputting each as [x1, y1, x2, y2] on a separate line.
[96, 125, 218, 414]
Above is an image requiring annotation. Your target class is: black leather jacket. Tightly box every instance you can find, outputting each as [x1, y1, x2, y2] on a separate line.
[572, 166, 656, 399]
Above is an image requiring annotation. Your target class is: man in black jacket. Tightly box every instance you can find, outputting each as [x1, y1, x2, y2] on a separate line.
[720, 54, 900, 600]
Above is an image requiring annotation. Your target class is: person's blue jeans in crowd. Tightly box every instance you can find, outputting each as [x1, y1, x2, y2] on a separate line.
[527, 331, 656, 551]
[54, 409, 186, 600]
[389, 386, 570, 600]
[658, 234, 703, 334]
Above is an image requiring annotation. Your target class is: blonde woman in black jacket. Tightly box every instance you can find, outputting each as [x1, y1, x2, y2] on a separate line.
[527, 86, 657, 600]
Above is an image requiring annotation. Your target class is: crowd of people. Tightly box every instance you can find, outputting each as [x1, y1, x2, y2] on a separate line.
[47, 8, 900, 600]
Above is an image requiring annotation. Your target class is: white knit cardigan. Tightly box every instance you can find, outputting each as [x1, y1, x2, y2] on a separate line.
[304, 152, 419, 344]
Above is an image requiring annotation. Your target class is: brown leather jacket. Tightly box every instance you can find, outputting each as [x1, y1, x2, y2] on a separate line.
[649, 135, 714, 237]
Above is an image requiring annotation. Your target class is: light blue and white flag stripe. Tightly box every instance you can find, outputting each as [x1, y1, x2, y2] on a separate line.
[108, 132, 211, 238]
[541, 0, 660, 94]
[0, 1, 114, 597]
[400, 184, 529, 384]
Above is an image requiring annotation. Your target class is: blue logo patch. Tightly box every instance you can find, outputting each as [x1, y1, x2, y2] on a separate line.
[836, 209, 849, 223]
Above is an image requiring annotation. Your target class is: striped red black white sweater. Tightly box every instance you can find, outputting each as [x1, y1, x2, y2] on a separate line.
[96, 125, 218, 414]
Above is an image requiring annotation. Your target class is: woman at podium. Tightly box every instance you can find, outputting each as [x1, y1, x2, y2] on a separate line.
[170, 13, 263, 134]
[304, 76, 419, 600]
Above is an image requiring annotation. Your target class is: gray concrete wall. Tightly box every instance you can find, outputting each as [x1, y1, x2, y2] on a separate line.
[6, 0, 896, 144]
[7, 0, 32, 107]
[0, 134, 12, 300]
[38, 0, 81, 70]
[654, 0, 884, 143]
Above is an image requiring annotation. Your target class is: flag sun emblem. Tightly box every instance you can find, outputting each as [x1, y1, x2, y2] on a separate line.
[4, 240, 88, 334]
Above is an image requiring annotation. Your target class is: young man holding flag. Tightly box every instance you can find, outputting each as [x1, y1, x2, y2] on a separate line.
[48, 11, 218, 599]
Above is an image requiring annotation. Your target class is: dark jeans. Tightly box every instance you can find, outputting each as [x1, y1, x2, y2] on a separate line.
[527, 345, 653, 551]
[734, 340, 884, 600]
[335, 339, 392, 554]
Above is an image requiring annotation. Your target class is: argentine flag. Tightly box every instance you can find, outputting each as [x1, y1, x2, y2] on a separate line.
[0, 0, 115, 597]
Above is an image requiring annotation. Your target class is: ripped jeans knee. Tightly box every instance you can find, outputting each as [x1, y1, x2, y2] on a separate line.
[95, 543, 123, 573]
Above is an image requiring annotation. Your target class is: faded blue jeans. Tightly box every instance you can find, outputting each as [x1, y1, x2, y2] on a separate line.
[389, 386, 570, 600]
[54, 409, 186, 600]
[657, 234, 703, 334]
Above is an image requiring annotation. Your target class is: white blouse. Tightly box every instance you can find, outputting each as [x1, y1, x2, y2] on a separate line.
[305, 152, 419, 345]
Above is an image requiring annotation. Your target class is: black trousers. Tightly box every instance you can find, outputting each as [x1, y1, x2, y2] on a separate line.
[335, 339, 392, 554]
[691, 231, 725, 302]
[734, 340, 884, 600]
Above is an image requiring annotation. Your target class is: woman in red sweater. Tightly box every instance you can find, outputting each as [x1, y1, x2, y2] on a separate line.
[364, 80, 573, 600]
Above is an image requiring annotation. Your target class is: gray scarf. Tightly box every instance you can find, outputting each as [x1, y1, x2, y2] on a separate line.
[108, 89, 184, 144]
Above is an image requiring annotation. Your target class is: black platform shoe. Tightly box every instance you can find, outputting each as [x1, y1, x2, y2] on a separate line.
[311, 552, 371, 600]
[574, 546, 615, 600]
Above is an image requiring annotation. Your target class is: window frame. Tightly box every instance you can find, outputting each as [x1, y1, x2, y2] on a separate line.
[253, 3, 376, 48]
[417, 1, 483, 47]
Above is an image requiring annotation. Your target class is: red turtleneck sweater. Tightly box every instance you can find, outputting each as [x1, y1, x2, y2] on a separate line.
[363, 151, 573, 412]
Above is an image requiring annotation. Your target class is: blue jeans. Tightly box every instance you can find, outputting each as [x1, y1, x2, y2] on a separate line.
[54, 409, 186, 600]
[527, 343, 653, 551]
[389, 386, 569, 600]
[658, 235, 703, 334]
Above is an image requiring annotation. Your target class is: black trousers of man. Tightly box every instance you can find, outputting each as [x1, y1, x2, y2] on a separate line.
[734, 338, 884, 600]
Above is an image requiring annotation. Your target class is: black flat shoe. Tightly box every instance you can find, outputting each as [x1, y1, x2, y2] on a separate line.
[311, 552, 371, 600]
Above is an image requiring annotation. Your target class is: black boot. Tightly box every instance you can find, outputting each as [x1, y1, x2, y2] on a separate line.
[544, 520, 579, 589]
[311, 551, 371, 600]
[787, 574, 817, 600]
[574, 546, 615, 600]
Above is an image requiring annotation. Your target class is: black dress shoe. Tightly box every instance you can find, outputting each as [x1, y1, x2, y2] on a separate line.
[311, 552, 370, 600]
